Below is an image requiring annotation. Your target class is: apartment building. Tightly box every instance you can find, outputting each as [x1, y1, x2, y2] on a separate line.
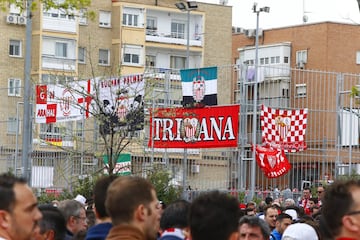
[0, 0, 232, 189]
[233, 22, 360, 189]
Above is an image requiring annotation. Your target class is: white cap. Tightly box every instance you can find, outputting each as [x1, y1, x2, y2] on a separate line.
[284, 209, 298, 221]
[74, 194, 86, 205]
[282, 223, 318, 240]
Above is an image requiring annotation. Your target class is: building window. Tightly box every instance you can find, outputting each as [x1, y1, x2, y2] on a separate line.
[295, 84, 307, 97]
[76, 120, 83, 137]
[171, 21, 185, 39]
[146, 55, 156, 67]
[9, 40, 21, 57]
[99, 49, 110, 65]
[78, 47, 86, 64]
[284, 56, 289, 64]
[123, 45, 141, 65]
[79, 8, 87, 25]
[8, 78, 21, 97]
[55, 42, 67, 58]
[40, 123, 61, 142]
[296, 50, 307, 64]
[122, 7, 143, 27]
[356, 51, 360, 64]
[123, 13, 138, 27]
[7, 117, 18, 134]
[170, 56, 186, 69]
[99, 11, 111, 27]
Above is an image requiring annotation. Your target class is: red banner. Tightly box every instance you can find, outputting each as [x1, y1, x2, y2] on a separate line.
[148, 105, 240, 148]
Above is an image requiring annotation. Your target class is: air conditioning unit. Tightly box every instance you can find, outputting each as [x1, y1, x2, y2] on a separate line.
[297, 61, 305, 69]
[245, 29, 255, 38]
[191, 164, 200, 173]
[18, 16, 26, 25]
[6, 15, 17, 24]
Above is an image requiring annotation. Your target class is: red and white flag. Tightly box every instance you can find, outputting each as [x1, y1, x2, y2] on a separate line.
[261, 105, 308, 153]
[254, 144, 291, 178]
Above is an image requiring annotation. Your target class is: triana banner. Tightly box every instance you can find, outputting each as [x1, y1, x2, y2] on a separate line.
[181, 66, 218, 107]
[261, 105, 308, 152]
[254, 144, 291, 178]
[35, 74, 144, 125]
[148, 105, 239, 148]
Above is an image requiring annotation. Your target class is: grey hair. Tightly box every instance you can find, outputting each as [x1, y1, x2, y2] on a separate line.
[239, 216, 270, 239]
[57, 199, 84, 221]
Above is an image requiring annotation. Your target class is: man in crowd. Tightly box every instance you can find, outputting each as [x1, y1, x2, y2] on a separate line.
[317, 185, 325, 207]
[159, 199, 190, 240]
[263, 205, 279, 231]
[0, 173, 42, 240]
[299, 187, 311, 215]
[85, 175, 117, 240]
[269, 213, 292, 240]
[238, 216, 270, 240]
[105, 176, 161, 240]
[33, 204, 67, 240]
[58, 199, 88, 240]
[189, 190, 241, 240]
[322, 179, 360, 239]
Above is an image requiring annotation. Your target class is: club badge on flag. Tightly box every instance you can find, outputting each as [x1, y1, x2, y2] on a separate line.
[261, 105, 308, 152]
[181, 66, 217, 107]
[254, 144, 291, 178]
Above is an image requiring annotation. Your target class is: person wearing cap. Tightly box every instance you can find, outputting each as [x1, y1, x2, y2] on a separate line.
[281, 222, 319, 240]
[322, 179, 360, 240]
[269, 213, 292, 240]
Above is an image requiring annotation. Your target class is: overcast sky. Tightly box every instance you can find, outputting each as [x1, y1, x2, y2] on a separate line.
[198, 0, 360, 29]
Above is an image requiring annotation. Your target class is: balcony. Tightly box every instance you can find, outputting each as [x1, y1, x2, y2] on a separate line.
[42, 55, 76, 71]
[145, 29, 202, 47]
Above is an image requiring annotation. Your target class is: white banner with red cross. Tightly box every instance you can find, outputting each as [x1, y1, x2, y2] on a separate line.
[35, 74, 144, 124]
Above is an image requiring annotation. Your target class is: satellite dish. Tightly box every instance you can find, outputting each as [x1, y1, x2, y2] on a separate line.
[303, 15, 308, 23]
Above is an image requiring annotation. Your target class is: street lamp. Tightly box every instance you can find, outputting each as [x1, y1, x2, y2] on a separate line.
[250, 2, 270, 200]
[175, 1, 198, 68]
[175, 1, 198, 199]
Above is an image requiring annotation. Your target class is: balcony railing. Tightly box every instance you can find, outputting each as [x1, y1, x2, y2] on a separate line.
[145, 29, 202, 47]
[42, 55, 76, 71]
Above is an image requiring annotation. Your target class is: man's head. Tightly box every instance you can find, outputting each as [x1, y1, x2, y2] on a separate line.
[302, 187, 311, 199]
[57, 199, 87, 235]
[93, 175, 118, 220]
[238, 216, 270, 240]
[189, 191, 240, 240]
[309, 197, 318, 209]
[106, 176, 161, 240]
[322, 179, 360, 238]
[317, 185, 325, 201]
[160, 199, 190, 231]
[263, 205, 279, 230]
[0, 173, 42, 240]
[33, 204, 66, 240]
[275, 213, 292, 234]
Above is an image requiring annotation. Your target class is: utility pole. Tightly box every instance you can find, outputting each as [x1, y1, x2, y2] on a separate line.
[22, 0, 33, 183]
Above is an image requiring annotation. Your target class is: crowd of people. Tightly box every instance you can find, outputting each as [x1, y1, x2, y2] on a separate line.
[1, 172, 360, 240]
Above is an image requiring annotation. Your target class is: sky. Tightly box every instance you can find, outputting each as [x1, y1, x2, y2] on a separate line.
[197, 0, 360, 29]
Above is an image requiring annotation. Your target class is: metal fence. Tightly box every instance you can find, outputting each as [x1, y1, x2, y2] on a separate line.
[2, 65, 360, 202]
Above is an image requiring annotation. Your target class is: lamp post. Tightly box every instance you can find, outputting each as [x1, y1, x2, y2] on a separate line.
[175, 1, 198, 199]
[250, 3, 270, 200]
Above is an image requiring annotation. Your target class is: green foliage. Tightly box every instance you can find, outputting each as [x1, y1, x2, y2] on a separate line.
[146, 164, 183, 205]
[37, 175, 97, 204]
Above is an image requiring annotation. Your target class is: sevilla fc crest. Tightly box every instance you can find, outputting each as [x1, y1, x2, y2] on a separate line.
[180, 117, 200, 143]
[192, 76, 205, 102]
[275, 116, 291, 141]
